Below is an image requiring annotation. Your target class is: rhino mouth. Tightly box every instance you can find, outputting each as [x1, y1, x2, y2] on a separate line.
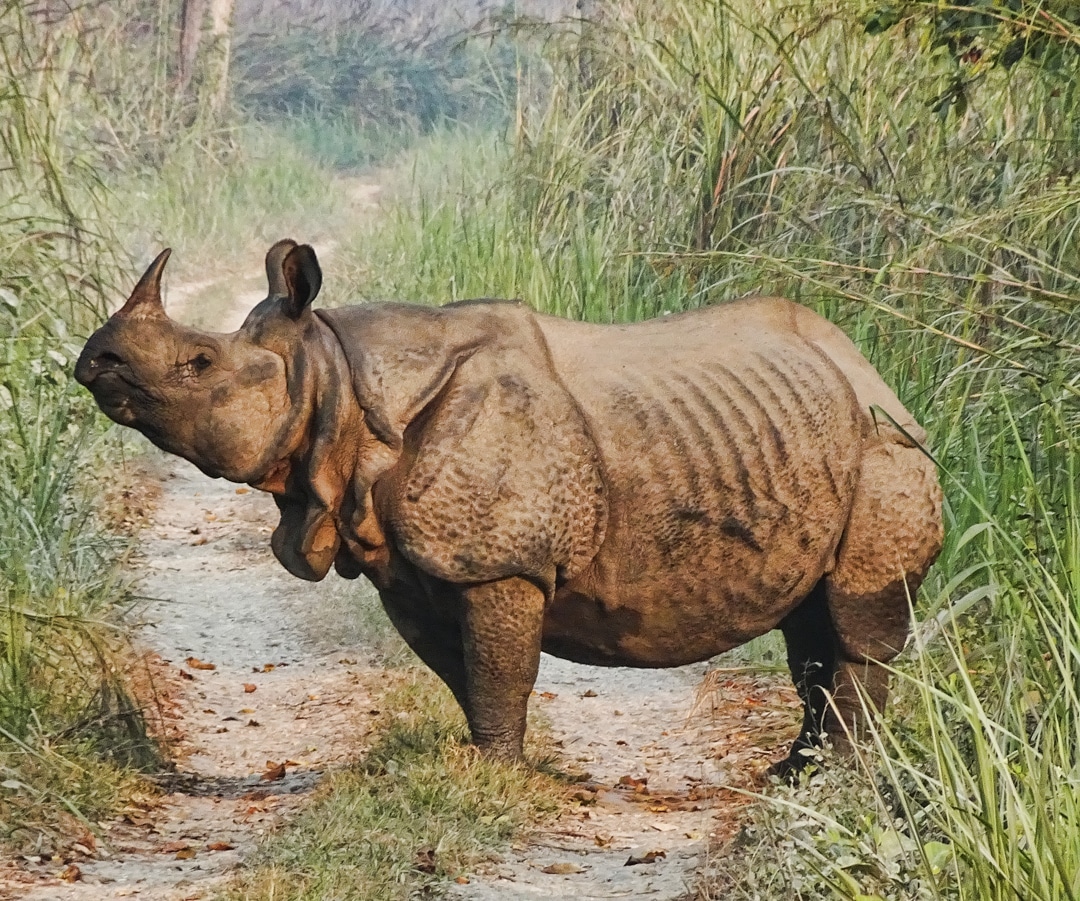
[84, 371, 138, 421]
[81, 366, 164, 429]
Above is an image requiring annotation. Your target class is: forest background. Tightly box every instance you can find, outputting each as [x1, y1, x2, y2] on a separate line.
[1, 0, 1078, 898]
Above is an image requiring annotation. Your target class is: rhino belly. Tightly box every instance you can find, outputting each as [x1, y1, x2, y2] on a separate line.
[541, 353, 863, 668]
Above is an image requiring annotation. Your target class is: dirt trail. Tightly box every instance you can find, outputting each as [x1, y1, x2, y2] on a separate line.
[9, 460, 381, 901]
[3, 175, 799, 901]
[449, 663, 796, 900]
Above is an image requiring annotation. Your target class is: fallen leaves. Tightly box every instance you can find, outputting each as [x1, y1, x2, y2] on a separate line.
[260, 759, 299, 781]
[413, 846, 437, 873]
[155, 839, 234, 860]
[185, 656, 216, 671]
[206, 841, 235, 852]
[625, 848, 666, 866]
[541, 862, 584, 875]
[243, 683, 257, 693]
[239, 793, 281, 819]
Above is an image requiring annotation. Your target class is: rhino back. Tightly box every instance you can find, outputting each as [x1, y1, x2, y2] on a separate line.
[534, 298, 867, 666]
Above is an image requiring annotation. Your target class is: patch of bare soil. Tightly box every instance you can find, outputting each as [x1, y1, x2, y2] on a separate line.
[450, 664, 798, 900]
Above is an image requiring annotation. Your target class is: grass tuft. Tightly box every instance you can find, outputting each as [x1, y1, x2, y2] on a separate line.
[226, 667, 562, 901]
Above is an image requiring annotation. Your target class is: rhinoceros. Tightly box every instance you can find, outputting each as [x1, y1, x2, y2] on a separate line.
[75, 240, 942, 773]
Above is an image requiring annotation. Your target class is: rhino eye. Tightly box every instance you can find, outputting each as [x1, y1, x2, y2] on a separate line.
[189, 353, 213, 374]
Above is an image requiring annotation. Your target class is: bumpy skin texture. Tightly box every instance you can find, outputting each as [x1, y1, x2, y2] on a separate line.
[75, 242, 944, 772]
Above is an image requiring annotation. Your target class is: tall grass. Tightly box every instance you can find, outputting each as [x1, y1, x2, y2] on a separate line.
[0, 0, 170, 845]
[336, 1, 1079, 896]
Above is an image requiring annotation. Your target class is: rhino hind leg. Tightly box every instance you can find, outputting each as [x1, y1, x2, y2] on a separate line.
[825, 441, 943, 738]
[773, 442, 942, 777]
[827, 441, 943, 664]
[772, 579, 838, 777]
[772, 579, 898, 780]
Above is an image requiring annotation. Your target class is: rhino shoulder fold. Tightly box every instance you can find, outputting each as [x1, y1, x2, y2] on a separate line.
[356, 304, 608, 589]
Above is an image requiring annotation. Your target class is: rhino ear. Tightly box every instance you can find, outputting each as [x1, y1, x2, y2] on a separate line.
[281, 244, 322, 320]
[116, 248, 171, 320]
[265, 238, 299, 298]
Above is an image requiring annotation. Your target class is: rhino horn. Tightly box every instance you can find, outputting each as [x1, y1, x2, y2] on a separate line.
[115, 248, 171, 320]
[265, 238, 299, 298]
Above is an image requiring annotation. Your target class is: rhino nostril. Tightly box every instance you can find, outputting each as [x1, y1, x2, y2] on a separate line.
[94, 351, 125, 369]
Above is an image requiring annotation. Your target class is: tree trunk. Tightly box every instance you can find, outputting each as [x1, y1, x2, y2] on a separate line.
[178, 0, 234, 118]
[178, 0, 208, 96]
[205, 0, 235, 116]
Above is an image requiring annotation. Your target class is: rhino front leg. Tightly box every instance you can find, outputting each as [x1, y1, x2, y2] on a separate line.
[459, 577, 545, 760]
[378, 589, 471, 713]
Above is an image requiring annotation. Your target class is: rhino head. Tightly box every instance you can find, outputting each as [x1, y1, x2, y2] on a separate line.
[75, 240, 369, 581]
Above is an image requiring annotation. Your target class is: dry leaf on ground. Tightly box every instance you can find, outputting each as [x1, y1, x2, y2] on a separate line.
[625, 849, 667, 866]
[617, 775, 648, 792]
[413, 846, 437, 874]
[542, 862, 585, 875]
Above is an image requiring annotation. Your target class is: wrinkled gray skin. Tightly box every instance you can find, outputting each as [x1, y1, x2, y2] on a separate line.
[76, 241, 943, 774]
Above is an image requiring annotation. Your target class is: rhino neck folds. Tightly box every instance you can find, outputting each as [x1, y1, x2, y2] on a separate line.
[254, 317, 390, 583]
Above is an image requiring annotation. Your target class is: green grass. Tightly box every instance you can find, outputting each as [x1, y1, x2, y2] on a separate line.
[332, 1, 1080, 897]
[110, 122, 348, 277]
[225, 666, 561, 901]
[0, 0, 165, 846]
